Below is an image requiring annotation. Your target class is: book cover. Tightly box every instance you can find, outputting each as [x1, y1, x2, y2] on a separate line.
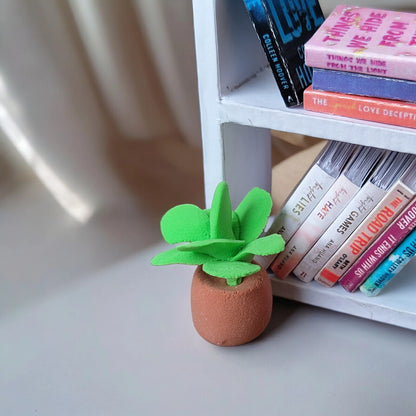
[317, 158, 416, 287]
[242, 0, 324, 107]
[312, 68, 416, 103]
[256, 141, 356, 270]
[360, 228, 416, 296]
[305, 5, 416, 81]
[340, 197, 416, 292]
[304, 86, 416, 129]
[270, 145, 381, 279]
[293, 150, 406, 282]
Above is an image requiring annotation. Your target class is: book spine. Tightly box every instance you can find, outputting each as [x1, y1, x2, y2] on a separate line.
[305, 46, 416, 82]
[293, 181, 386, 282]
[242, 0, 300, 106]
[339, 198, 416, 292]
[305, 5, 416, 81]
[267, 164, 335, 242]
[304, 86, 416, 129]
[256, 164, 335, 270]
[360, 229, 416, 296]
[316, 181, 415, 287]
[312, 68, 416, 104]
[271, 173, 361, 279]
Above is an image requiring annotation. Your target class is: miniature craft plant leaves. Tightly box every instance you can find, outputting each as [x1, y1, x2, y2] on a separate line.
[209, 182, 235, 240]
[160, 204, 210, 244]
[202, 260, 260, 280]
[177, 239, 245, 260]
[232, 212, 241, 240]
[151, 247, 213, 266]
[152, 181, 282, 284]
[232, 234, 285, 262]
[235, 187, 272, 242]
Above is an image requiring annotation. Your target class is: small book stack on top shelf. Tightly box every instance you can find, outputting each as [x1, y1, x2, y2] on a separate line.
[263, 141, 416, 296]
[303, 5, 416, 128]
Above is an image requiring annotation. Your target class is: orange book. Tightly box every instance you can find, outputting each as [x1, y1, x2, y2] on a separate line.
[304, 86, 416, 129]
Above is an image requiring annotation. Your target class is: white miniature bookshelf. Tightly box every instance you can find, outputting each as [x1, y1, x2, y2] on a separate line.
[192, 0, 416, 330]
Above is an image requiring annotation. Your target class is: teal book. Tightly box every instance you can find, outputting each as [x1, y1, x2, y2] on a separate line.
[360, 228, 416, 296]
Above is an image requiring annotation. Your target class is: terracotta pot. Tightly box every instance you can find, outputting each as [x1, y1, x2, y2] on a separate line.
[190, 264, 273, 346]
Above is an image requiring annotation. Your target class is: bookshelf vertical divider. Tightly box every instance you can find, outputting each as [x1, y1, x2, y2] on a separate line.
[192, 0, 416, 330]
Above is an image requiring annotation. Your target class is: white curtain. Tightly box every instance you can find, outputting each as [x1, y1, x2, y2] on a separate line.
[0, 0, 200, 221]
[68, 0, 200, 143]
[1, 0, 414, 221]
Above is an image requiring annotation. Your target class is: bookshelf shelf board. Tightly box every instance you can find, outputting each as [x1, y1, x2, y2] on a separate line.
[220, 68, 416, 155]
[271, 260, 416, 331]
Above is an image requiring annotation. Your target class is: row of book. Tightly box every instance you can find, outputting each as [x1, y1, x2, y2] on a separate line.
[260, 141, 416, 296]
[303, 5, 416, 128]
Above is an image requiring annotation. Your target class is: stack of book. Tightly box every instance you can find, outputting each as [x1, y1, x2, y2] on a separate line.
[265, 141, 416, 296]
[302, 5, 416, 129]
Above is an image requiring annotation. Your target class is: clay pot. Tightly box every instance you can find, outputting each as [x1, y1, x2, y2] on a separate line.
[190, 264, 273, 346]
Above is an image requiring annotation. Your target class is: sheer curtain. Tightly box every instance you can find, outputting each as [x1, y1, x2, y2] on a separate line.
[0, 0, 200, 222]
[1, 0, 414, 222]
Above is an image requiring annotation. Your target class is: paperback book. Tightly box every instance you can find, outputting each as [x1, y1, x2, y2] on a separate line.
[242, 0, 324, 107]
[303, 86, 416, 129]
[305, 5, 416, 81]
[312, 68, 416, 104]
[293, 150, 405, 282]
[317, 157, 416, 287]
[360, 228, 416, 297]
[257, 141, 356, 269]
[271, 145, 382, 279]
[340, 196, 416, 292]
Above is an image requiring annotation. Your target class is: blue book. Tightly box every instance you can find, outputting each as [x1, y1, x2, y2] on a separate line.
[360, 228, 416, 297]
[312, 68, 416, 103]
[242, 0, 324, 107]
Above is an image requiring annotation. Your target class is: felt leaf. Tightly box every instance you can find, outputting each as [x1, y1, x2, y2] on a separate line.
[234, 187, 272, 242]
[232, 211, 241, 240]
[177, 239, 245, 260]
[232, 234, 285, 261]
[202, 260, 260, 280]
[210, 182, 235, 240]
[160, 204, 210, 244]
[151, 247, 212, 266]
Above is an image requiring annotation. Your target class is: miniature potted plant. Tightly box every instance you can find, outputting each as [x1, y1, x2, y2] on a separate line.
[151, 181, 285, 346]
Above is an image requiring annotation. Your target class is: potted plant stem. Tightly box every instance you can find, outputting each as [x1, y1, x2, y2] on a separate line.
[151, 181, 285, 346]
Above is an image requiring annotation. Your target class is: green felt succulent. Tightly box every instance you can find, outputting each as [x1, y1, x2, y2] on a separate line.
[151, 182, 285, 286]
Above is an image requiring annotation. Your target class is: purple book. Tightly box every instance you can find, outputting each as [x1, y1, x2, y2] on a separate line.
[339, 197, 416, 292]
[312, 68, 416, 103]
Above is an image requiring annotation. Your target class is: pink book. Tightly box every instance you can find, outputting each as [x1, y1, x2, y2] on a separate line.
[339, 197, 416, 292]
[305, 5, 416, 81]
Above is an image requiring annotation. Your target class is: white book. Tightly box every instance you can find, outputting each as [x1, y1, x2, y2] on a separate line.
[256, 140, 356, 269]
[271, 145, 384, 279]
